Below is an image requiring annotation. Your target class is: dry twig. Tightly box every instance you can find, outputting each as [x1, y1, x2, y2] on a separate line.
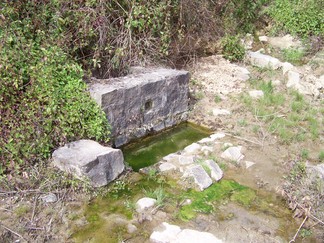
[289, 210, 309, 243]
[0, 222, 27, 242]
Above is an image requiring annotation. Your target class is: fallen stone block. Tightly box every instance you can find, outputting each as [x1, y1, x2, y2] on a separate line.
[247, 51, 282, 69]
[89, 68, 189, 147]
[52, 140, 125, 187]
[221, 146, 244, 163]
[183, 143, 202, 155]
[178, 155, 194, 165]
[159, 162, 177, 172]
[183, 165, 212, 191]
[205, 160, 223, 181]
[150, 222, 223, 243]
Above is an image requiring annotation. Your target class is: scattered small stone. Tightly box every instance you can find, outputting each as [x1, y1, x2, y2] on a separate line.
[307, 163, 324, 180]
[281, 62, 294, 75]
[183, 165, 213, 191]
[272, 80, 281, 86]
[242, 33, 254, 50]
[212, 108, 231, 116]
[244, 161, 256, 169]
[159, 162, 177, 172]
[258, 36, 268, 42]
[163, 153, 178, 162]
[286, 70, 300, 88]
[178, 155, 194, 165]
[248, 90, 264, 99]
[235, 67, 250, 81]
[205, 160, 223, 181]
[221, 146, 244, 163]
[222, 143, 233, 150]
[210, 133, 226, 141]
[198, 137, 214, 144]
[41, 193, 57, 203]
[184, 143, 202, 155]
[201, 146, 213, 156]
[127, 224, 137, 234]
[136, 197, 156, 213]
[181, 199, 192, 206]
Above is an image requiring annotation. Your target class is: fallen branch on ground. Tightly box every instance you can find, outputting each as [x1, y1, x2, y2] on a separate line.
[0, 222, 27, 242]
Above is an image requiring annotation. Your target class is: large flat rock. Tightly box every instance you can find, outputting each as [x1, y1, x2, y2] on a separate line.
[150, 222, 223, 243]
[52, 140, 125, 187]
[89, 67, 189, 147]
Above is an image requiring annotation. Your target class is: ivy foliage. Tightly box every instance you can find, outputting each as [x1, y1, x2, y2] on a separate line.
[266, 0, 324, 37]
[0, 4, 110, 175]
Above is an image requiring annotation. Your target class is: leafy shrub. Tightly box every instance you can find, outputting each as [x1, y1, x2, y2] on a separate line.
[0, 22, 110, 175]
[221, 0, 269, 33]
[282, 48, 305, 65]
[266, 0, 324, 37]
[221, 35, 246, 62]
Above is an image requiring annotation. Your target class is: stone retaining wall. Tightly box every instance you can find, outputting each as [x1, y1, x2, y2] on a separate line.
[89, 67, 189, 147]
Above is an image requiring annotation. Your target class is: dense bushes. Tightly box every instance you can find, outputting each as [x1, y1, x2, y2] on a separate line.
[0, 13, 110, 175]
[266, 0, 324, 37]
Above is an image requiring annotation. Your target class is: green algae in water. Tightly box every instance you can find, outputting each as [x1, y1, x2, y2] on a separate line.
[72, 175, 169, 242]
[122, 122, 211, 171]
[178, 180, 254, 221]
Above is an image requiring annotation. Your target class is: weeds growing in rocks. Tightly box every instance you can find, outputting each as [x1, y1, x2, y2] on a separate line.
[282, 48, 306, 65]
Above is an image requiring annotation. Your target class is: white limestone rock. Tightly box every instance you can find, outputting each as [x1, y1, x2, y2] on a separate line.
[244, 161, 256, 169]
[205, 160, 223, 181]
[184, 143, 202, 155]
[52, 140, 125, 187]
[183, 165, 213, 191]
[248, 90, 264, 99]
[150, 222, 181, 243]
[163, 153, 179, 162]
[212, 108, 231, 116]
[307, 163, 324, 180]
[258, 36, 268, 42]
[150, 223, 223, 243]
[210, 133, 226, 141]
[176, 229, 223, 243]
[272, 80, 281, 86]
[221, 146, 244, 163]
[198, 137, 214, 144]
[247, 51, 282, 69]
[286, 71, 301, 88]
[201, 146, 214, 156]
[159, 162, 177, 172]
[281, 62, 295, 75]
[178, 155, 194, 165]
[268, 34, 302, 49]
[136, 197, 156, 212]
[235, 67, 251, 81]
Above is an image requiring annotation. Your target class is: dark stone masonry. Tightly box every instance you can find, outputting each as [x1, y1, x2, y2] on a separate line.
[89, 67, 190, 147]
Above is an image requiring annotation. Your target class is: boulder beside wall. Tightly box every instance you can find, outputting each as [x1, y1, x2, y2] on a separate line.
[52, 140, 125, 187]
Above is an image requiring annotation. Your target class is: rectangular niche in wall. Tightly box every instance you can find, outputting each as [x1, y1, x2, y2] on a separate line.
[89, 67, 190, 147]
